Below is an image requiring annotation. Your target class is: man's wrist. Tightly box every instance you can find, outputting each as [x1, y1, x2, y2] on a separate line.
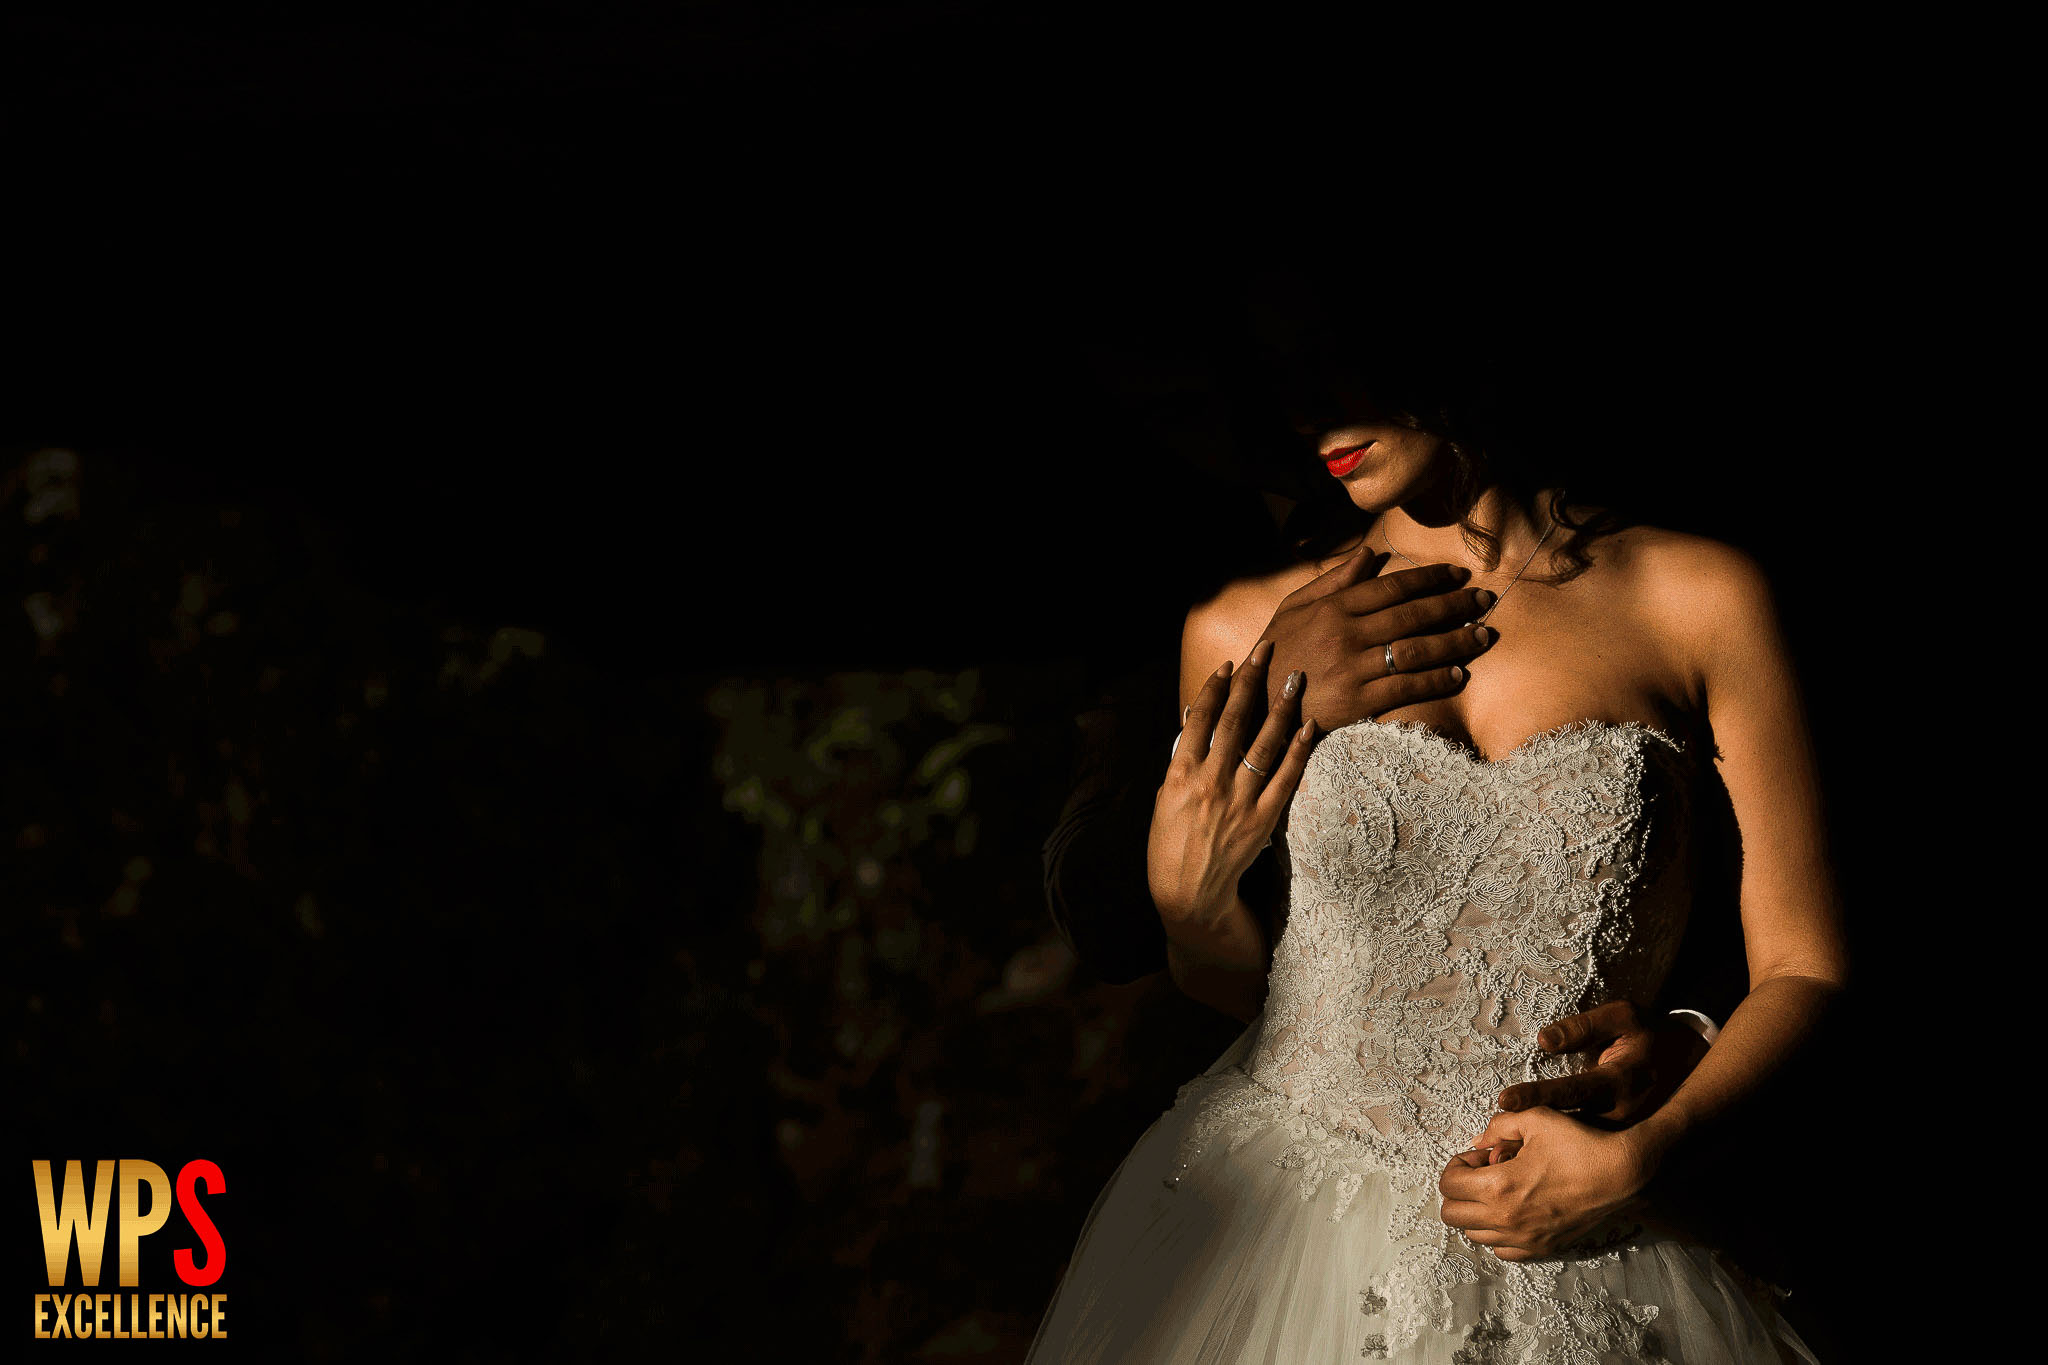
[1162, 896, 1265, 973]
[1159, 895, 1237, 949]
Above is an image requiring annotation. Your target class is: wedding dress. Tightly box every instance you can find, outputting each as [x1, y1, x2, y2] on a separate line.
[1026, 717, 1816, 1364]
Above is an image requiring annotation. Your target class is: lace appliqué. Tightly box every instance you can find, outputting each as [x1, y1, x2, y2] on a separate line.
[1161, 719, 1692, 1359]
[1360, 1272, 1665, 1364]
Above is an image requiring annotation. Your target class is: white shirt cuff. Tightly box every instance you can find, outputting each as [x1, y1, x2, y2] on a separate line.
[1665, 1008, 1719, 1045]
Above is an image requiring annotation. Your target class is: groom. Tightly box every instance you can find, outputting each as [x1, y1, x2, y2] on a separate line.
[1044, 553, 1741, 1261]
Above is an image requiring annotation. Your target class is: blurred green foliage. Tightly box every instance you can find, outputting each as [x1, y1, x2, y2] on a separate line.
[711, 672, 1008, 947]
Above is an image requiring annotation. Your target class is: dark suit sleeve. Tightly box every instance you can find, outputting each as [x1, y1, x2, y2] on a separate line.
[1042, 701, 1171, 985]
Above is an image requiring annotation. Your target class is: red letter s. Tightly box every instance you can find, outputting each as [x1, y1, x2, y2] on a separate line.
[172, 1162, 225, 1288]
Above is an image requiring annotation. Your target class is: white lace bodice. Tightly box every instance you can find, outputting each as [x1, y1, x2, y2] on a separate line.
[1260, 715, 1691, 1173]
[1162, 716, 1702, 1358]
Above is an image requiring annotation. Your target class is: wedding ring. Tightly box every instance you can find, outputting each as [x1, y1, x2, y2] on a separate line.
[1384, 642, 1399, 676]
[1241, 754, 1270, 776]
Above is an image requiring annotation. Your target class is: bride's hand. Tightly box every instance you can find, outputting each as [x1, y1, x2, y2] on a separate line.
[1437, 1107, 1667, 1261]
[1147, 640, 1316, 934]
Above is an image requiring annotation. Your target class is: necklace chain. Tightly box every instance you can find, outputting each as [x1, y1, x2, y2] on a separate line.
[1381, 517, 1557, 626]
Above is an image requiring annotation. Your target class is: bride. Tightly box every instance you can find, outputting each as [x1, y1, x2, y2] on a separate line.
[1024, 357, 1842, 1363]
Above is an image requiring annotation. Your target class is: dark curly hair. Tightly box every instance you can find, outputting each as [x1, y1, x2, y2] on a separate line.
[1234, 321, 1629, 585]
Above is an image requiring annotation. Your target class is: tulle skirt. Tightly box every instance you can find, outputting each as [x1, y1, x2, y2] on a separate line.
[1026, 1028, 1817, 1365]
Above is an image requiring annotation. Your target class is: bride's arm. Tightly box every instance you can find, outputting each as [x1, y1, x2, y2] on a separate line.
[1624, 543, 1848, 1160]
[1155, 597, 1294, 1023]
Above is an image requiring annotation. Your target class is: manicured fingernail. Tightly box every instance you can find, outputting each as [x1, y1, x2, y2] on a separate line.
[1282, 670, 1302, 700]
[1473, 626, 1493, 645]
[1255, 639, 1276, 665]
[1182, 704, 1191, 724]
[1453, 566, 1473, 581]
[1475, 590, 1497, 608]
[1450, 665, 1465, 682]
[1216, 660, 1232, 678]
[1298, 718, 1316, 742]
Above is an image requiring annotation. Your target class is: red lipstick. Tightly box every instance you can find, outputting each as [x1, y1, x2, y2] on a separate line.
[1323, 442, 1373, 477]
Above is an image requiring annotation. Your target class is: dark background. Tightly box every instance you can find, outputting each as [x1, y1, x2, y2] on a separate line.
[6, 7, 1919, 1361]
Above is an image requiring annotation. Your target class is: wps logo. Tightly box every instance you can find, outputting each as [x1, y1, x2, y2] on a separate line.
[30, 1160, 227, 1341]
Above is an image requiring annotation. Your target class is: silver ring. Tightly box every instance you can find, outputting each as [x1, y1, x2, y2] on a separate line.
[1384, 642, 1399, 676]
[1241, 754, 1270, 776]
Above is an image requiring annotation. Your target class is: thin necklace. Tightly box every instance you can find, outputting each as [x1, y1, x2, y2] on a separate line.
[1381, 516, 1557, 626]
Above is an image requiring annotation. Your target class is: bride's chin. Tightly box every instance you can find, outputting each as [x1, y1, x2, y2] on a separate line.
[1344, 488, 1401, 515]
[1345, 470, 1443, 516]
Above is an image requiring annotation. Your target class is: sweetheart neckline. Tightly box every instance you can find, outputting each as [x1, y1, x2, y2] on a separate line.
[1325, 714, 1688, 769]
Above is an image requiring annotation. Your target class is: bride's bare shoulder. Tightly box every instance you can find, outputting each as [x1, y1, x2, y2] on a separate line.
[1179, 555, 1333, 700]
[1599, 524, 1783, 657]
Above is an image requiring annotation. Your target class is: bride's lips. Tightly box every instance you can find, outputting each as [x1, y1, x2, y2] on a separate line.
[1323, 442, 1374, 477]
